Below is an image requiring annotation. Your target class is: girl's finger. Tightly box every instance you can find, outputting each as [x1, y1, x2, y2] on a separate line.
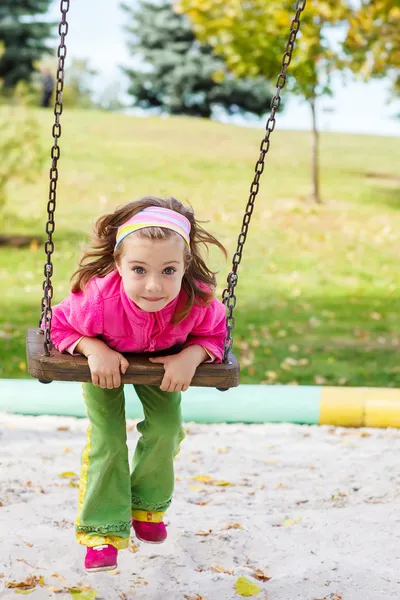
[92, 374, 99, 387]
[106, 375, 114, 389]
[99, 376, 107, 389]
[160, 376, 171, 392]
[113, 373, 121, 388]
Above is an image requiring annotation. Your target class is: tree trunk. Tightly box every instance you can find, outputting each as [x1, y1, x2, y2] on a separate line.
[309, 97, 322, 204]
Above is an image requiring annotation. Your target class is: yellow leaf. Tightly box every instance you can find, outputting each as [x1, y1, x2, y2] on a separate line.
[283, 516, 302, 527]
[14, 591, 35, 595]
[235, 576, 262, 596]
[189, 485, 203, 491]
[212, 480, 231, 487]
[217, 447, 229, 453]
[193, 475, 212, 483]
[70, 590, 97, 599]
[59, 472, 78, 478]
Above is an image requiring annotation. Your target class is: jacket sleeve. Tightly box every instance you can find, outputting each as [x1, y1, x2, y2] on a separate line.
[184, 297, 227, 363]
[48, 279, 104, 354]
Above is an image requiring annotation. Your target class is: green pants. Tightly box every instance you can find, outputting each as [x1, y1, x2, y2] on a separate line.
[75, 383, 184, 549]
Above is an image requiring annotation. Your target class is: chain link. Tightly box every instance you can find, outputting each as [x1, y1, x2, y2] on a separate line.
[39, 0, 70, 356]
[222, 0, 306, 361]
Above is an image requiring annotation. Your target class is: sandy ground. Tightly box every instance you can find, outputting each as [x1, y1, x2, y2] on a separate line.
[0, 413, 400, 600]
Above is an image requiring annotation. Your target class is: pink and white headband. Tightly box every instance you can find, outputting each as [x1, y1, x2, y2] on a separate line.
[114, 206, 191, 250]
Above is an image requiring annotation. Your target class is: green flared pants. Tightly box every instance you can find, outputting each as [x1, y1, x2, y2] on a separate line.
[75, 383, 185, 549]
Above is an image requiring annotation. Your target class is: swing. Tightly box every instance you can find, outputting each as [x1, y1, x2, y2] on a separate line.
[26, 0, 306, 388]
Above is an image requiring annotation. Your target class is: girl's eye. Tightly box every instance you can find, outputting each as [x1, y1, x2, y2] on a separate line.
[163, 267, 176, 275]
[132, 267, 145, 274]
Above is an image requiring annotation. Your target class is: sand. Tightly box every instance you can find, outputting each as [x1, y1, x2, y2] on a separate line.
[0, 413, 399, 600]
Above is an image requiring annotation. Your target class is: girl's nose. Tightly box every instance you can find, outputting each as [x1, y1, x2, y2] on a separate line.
[145, 276, 162, 291]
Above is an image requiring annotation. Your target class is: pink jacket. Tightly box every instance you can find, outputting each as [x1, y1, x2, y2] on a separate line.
[49, 270, 227, 362]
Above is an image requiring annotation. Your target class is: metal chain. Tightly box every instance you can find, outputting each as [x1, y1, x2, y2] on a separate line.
[221, 0, 306, 361]
[39, 0, 70, 356]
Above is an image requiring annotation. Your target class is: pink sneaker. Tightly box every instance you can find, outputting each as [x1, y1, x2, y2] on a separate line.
[85, 544, 118, 572]
[132, 519, 167, 544]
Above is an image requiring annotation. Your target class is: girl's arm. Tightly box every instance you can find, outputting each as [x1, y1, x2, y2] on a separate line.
[48, 280, 104, 353]
[183, 297, 227, 363]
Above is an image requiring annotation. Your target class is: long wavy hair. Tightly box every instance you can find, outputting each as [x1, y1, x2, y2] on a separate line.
[71, 196, 227, 323]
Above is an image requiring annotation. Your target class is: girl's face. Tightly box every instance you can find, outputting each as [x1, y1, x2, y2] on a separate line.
[116, 234, 186, 312]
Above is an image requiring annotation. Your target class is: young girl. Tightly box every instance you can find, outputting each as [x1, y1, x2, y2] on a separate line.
[49, 196, 228, 573]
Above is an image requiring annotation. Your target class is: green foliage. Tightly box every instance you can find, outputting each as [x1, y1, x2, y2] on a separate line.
[121, 0, 275, 118]
[0, 0, 54, 87]
[344, 0, 400, 96]
[0, 81, 45, 215]
[178, 0, 350, 101]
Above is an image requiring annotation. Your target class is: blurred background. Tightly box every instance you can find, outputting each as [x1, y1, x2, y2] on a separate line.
[0, 0, 399, 388]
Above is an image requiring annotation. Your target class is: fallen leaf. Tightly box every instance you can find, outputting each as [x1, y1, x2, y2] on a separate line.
[211, 565, 234, 575]
[59, 472, 78, 479]
[251, 568, 271, 582]
[196, 530, 212, 536]
[235, 576, 262, 596]
[6, 575, 39, 590]
[217, 447, 229, 453]
[222, 523, 243, 530]
[129, 542, 139, 553]
[283, 516, 302, 527]
[189, 485, 203, 492]
[193, 475, 212, 483]
[370, 312, 382, 320]
[184, 594, 207, 600]
[69, 589, 97, 599]
[57, 426, 70, 431]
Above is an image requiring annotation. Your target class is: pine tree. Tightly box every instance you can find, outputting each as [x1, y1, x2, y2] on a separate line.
[0, 0, 54, 87]
[121, 0, 274, 118]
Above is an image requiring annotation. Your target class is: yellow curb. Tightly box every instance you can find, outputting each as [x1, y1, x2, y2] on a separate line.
[320, 387, 364, 427]
[320, 388, 400, 428]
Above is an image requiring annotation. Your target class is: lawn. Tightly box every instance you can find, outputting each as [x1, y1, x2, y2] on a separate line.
[0, 108, 399, 387]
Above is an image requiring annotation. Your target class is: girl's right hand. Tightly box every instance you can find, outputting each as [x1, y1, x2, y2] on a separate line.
[75, 337, 129, 388]
[87, 348, 129, 388]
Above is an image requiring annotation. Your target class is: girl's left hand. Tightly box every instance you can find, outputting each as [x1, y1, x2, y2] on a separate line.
[149, 345, 208, 392]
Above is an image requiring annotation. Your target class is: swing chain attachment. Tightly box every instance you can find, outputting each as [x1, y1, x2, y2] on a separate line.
[221, 0, 306, 362]
[40, 0, 70, 356]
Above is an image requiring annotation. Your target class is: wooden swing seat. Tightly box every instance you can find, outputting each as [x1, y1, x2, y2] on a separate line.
[26, 328, 240, 388]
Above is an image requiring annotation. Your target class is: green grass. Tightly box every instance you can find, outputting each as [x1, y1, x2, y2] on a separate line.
[1, 108, 399, 387]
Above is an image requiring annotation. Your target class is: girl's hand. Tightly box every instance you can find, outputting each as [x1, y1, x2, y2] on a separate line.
[76, 337, 129, 388]
[149, 345, 208, 392]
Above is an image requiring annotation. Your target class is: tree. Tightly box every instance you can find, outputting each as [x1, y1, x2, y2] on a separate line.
[179, 0, 350, 204]
[121, 0, 275, 119]
[0, 0, 54, 88]
[344, 0, 400, 97]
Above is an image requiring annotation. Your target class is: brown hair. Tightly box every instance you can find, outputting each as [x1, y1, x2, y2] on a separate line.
[71, 196, 227, 323]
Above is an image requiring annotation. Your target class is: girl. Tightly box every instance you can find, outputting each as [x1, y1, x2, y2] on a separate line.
[49, 196, 228, 572]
